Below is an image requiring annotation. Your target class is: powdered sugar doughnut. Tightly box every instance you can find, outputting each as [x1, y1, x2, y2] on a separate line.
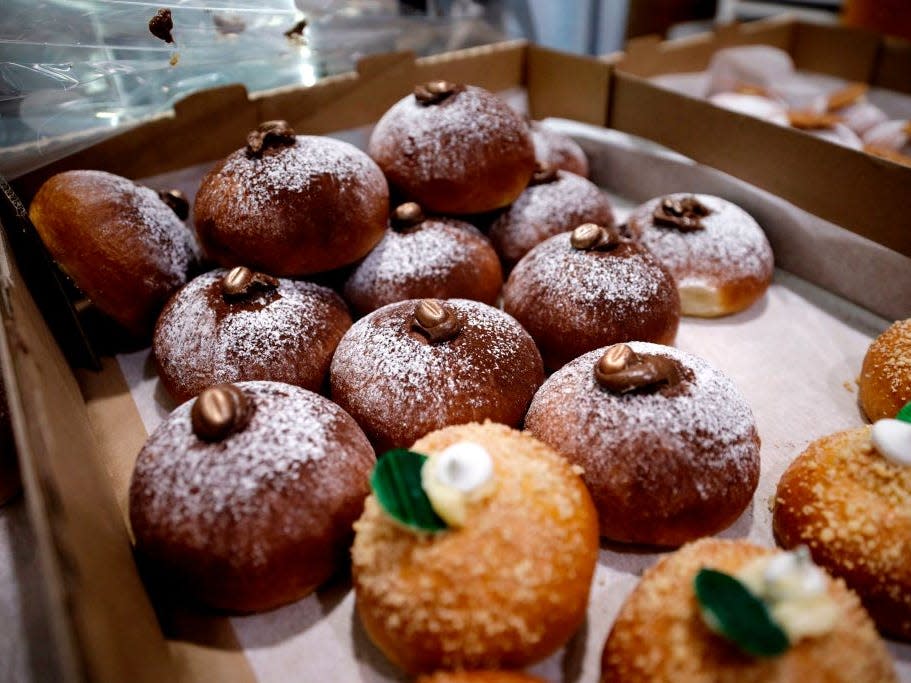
[525, 342, 760, 546]
[488, 170, 614, 268]
[195, 128, 388, 276]
[29, 170, 200, 338]
[863, 119, 911, 154]
[330, 299, 543, 452]
[501, 227, 679, 370]
[808, 123, 864, 150]
[708, 92, 789, 126]
[368, 83, 535, 214]
[706, 46, 794, 96]
[343, 205, 502, 315]
[129, 381, 375, 613]
[530, 121, 589, 177]
[627, 194, 774, 318]
[154, 268, 351, 403]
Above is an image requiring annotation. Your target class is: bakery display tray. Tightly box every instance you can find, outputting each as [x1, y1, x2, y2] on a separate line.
[67, 122, 908, 682]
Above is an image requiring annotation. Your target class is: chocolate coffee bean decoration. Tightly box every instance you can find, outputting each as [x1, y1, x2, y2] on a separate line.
[191, 383, 252, 442]
[221, 267, 279, 300]
[594, 343, 682, 393]
[412, 299, 463, 343]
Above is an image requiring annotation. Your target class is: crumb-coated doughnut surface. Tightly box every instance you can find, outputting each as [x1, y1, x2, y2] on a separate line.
[353, 422, 599, 674]
[418, 671, 546, 683]
[601, 538, 897, 683]
[29, 170, 199, 338]
[773, 427, 911, 639]
[330, 299, 544, 452]
[368, 85, 535, 214]
[859, 319, 911, 421]
[526, 343, 759, 546]
[129, 381, 374, 613]
[488, 171, 614, 267]
[194, 135, 388, 276]
[502, 233, 680, 370]
[153, 269, 351, 403]
[530, 121, 589, 177]
[626, 194, 774, 317]
[343, 218, 502, 315]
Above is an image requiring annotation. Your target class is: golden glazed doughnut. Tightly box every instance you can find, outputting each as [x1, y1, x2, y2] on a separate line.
[859, 318, 911, 421]
[352, 422, 598, 674]
[154, 267, 351, 403]
[773, 427, 911, 639]
[129, 381, 374, 613]
[626, 194, 774, 318]
[602, 538, 897, 683]
[28, 170, 199, 338]
[343, 203, 502, 316]
[368, 82, 535, 214]
[525, 343, 760, 546]
[194, 122, 388, 276]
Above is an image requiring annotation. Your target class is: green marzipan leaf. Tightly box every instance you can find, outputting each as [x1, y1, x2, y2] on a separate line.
[371, 449, 447, 532]
[897, 401, 911, 425]
[694, 568, 790, 658]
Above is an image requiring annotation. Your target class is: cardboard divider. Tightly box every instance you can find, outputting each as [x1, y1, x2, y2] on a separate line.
[526, 45, 612, 125]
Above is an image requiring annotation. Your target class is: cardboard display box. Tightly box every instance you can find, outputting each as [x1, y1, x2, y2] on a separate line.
[1, 20, 909, 682]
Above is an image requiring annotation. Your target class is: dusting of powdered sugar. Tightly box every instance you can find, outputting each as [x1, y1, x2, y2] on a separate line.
[343, 219, 500, 312]
[503, 233, 675, 326]
[198, 135, 387, 240]
[525, 342, 760, 500]
[129, 381, 374, 568]
[330, 299, 542, 447]
[154, 269, 350, 399]
[488, 171, 614, 265]
[368, 86, 531, 184]
[530, 122, 589, 176]
[628, 194, 774, 289]
[70, 170, 198, 282]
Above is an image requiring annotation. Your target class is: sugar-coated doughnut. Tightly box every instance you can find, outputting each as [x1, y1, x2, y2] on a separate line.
[330, 299, 543, 452]
[418, 672, 545, 683]
[195, 123, 388, 276]
[502, 225, 679, 370]
[626, 194, 774, 318]
[773, 426, 911, 639]
[526, 343, 760, 546]
[860, 318, 911, 421]
[529, 121, 589, 177]
[28, 170, 199, 338]
[154, 267, 351, 403]
[129, 381, 374, 612]
[602, 538, 897, 682]
[368, 82, 535, 214]
[344, 203, 502, 315]
[353, 422, 598, 673]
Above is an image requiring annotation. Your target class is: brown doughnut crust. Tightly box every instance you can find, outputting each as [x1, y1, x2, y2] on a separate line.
[502, 233, 680, 370]
[368, 85, 535, 214]
[330, 299, 544, 452]
[418, 672, 546, 683]
[626, 194, 774, 318]
[153, 269, 352, 403]
[773, 427, 911, 640]
[353, 422, 599, 674]
[859, 319, 911, 421]
[601, 538, 897, 683]
[129, 381, 374, 613]
[488, 171, 614, 268]
[28, 170, 199, 338]
[525, 343, 760, 546]
[194, 135, 388, 276]
[530, 121, 589, 177]
[343, 218, 502, 316]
